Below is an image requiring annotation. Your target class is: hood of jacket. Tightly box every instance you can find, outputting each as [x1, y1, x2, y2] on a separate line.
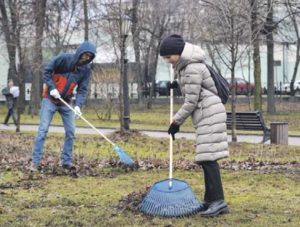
[175, 42, 206, 72]
[73, 41, 96, 66]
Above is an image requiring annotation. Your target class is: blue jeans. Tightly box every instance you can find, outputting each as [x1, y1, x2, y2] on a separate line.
[32, 98, 75, 166]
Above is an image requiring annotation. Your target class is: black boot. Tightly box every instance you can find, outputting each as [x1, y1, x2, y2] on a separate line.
[198, 161, 229, 216]
[200, 200, 229, 216]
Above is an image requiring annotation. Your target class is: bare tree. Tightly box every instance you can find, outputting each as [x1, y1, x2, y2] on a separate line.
[87, 0, 182, 110]
[249, 0, 263, 111]
[44, 0, 81, 55]
[130, 0, 143, 105]
[199, 0, 251, 142]
[0, 0, 18, 82]
[284, 0, 300, 96]
[185, 0, 268, 112]
[0, 0, 31, 131]
[96, 0, 130, 130]
[137, 0, 183, 108]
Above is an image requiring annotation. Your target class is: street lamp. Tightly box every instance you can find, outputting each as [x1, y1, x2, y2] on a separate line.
[120, 15, 131, 130]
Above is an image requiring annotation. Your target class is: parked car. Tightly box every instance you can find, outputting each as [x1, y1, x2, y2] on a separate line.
[226, 78, 255, 95]
[282, 80, 300, 94]
[155, 80, 182, 96]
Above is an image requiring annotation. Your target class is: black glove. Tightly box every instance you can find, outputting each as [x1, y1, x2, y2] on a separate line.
[167, 80, 179, 90]
[168, 122, 180, 140]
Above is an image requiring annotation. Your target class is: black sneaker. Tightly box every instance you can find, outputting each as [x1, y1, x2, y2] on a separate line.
[62, 163, 76, 171]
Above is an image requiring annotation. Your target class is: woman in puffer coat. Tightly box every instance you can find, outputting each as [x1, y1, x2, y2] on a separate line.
[159, 34, 229, 217]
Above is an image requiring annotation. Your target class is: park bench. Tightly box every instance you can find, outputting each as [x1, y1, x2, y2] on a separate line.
[226, 111, 270, 143]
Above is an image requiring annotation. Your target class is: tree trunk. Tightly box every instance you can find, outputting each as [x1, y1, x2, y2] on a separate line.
[266, 0, 276, 114]
[143, 32, 155, 107]
[144, 29, 158, 109]
[252, 41, 262, 111]
[250, 0, 262, 111]
[131, 0, 143, 106]
[231, 65, 237, 142]
[0, 0, 17, 82]
[30, 0, 47, 116]
[228, 13, 237, 143]
[16, 48, 26, 132]
[290, 40, 300, 95]
[147, 42, 160, 109]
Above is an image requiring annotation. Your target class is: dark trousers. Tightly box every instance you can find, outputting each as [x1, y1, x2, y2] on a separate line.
[4, 107, 17, 125]
[198, 161, 225, 203]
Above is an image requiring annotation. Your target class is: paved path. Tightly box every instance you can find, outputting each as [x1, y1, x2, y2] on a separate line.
[1, 124, 299, 146]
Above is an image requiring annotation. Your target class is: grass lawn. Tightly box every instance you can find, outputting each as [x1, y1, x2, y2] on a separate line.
[0, 131, 299, 226]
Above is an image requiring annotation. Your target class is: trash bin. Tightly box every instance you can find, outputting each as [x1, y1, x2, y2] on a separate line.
[270, 122, 288, 145]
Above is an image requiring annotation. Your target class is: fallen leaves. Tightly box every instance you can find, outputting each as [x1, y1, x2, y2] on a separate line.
[0, 131, 299, 180]
[114, 187, 149, 214]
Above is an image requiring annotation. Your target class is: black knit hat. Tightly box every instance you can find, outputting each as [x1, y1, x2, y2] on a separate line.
[159, 34, 185, 56]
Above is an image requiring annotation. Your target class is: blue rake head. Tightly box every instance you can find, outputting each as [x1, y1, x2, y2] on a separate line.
[114, 145, 135, 166]
[139, 178, 204, 217]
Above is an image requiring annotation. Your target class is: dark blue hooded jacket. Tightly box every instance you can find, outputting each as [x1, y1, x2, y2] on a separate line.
[43, 41, 96, 107]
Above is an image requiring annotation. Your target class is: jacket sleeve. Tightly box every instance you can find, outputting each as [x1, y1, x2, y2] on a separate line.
[43, 54, 65, 92]
[2, 87, 9, 96]
[75, 67, 91, 107]
[173, 64, 206, 125]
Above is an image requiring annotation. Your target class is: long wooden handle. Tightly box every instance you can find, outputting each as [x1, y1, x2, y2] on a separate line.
[58, 97, 115, 146]
[169, 65, 174, 188]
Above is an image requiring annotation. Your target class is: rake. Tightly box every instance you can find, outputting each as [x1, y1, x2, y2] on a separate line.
[139, 66, 203, 217]
[58, 97, 134, 166]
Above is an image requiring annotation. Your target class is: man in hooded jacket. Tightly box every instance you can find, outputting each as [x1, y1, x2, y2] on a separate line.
[29, 41, 96, 172]
[160, 34, 229, 217]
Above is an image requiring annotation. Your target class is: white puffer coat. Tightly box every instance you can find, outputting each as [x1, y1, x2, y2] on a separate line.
[173, 42, 229, 162]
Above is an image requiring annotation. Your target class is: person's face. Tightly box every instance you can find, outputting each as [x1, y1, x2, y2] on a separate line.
[162, 55, 180, 65]
[78, 52, 94, 65]
[8, 81, 13, 88]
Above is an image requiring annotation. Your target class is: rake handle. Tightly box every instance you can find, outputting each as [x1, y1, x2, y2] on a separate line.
[169, 65, 174, 188]
[58, 97, 115, 146]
